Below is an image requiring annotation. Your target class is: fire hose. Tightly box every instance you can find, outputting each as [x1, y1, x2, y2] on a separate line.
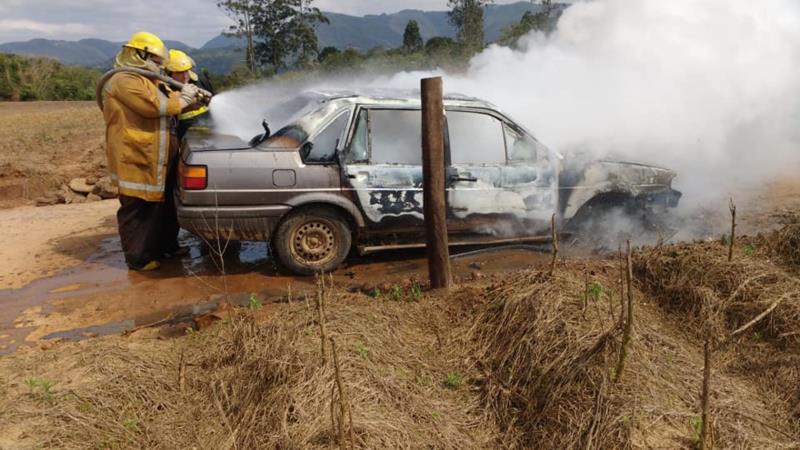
[95, 67, 213, 111]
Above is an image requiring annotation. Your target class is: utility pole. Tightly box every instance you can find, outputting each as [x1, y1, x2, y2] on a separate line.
[421, 76, 452, 290]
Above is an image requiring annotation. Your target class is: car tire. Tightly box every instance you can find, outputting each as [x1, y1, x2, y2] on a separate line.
[273, 207, 352, 275]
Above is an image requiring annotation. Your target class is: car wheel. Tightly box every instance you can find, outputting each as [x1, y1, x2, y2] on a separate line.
[273, 208, 352, 275]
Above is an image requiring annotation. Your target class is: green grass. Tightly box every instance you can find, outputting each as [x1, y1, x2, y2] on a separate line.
[445, 372, 463, 389]
[248, 293, 263, 310]
[24, 377, 53, 401]
[690, 416, 703, 449]
[408, 282, 422, 302]
[354, 341, 370, 358]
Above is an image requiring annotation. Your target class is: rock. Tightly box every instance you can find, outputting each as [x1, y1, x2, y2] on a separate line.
[92, 176, 118, 199]
[68, 177, 93, 194]
[85, 176, 98, 185]
[65, 191, 87, 204]
[86, 193, 102, 202]
[470, 271, 486, 281]
[35, 194, 63, 206]
[194, 313, 223, 331]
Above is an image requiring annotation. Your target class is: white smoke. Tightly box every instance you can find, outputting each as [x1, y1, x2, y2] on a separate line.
[211, 0, 800, 209]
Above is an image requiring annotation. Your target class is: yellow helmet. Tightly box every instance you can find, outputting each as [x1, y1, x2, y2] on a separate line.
[123, 31, 167, 59]
[166, 49, 195, 73]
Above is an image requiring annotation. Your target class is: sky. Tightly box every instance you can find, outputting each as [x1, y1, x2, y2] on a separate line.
[0, 0, 528, 47]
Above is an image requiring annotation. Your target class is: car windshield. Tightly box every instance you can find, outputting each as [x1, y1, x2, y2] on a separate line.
[259, 101, 346, 149]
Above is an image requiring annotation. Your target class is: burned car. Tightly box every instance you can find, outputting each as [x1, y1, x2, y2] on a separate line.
[177, 91, 680, 275]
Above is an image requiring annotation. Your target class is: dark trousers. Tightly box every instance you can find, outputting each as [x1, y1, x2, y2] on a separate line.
[117, 195, 167, 267]
[116, 168, 180, 267]
[161, 161, 180, 253]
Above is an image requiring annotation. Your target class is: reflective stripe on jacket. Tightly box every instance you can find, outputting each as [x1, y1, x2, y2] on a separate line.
[178, 105, 209, 121]
[102, 72, 182, 201]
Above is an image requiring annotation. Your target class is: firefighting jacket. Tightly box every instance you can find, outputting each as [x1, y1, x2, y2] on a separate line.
[101, 72, 182, 201]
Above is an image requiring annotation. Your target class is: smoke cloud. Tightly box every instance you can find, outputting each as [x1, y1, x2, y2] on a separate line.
[212, 0, 800, 212]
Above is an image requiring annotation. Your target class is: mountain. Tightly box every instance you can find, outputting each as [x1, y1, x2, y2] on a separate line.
[0, 38, 193, 69]
[0, 2, 556, 73]
[204, 2, 549, 52]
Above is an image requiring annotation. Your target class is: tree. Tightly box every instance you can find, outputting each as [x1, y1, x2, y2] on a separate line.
[447, 0, 492, 50]
[217, 0, 258, 73]
[249, 0, 328, 70]
[402, 20, 423, 52]
[498, 1, 561, 46]
[318, 46, 340, 63]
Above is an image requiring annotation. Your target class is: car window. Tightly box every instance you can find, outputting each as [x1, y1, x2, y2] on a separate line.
[448, 111, 506, 165]
[505, 124, 543, 162]
[370, 109, 422, 165]
[345, 109, 368, 163]
[304, 112, 349, 163]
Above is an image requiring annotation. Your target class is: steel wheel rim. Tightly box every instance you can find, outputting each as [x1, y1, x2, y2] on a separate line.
[290, 219, 337, 266]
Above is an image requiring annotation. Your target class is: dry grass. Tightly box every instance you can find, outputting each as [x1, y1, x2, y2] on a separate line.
[634, 238, 800, 427]
[468, 263, 800, 449]
[771, 223, 800, 268]
[2, 253, 799, 449]
[0, 290, 498, 449]
[0, 101, 106, 206]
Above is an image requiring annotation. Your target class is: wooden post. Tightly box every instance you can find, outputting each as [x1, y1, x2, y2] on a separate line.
[421, 76, 451, 290]
[728, 198, 736, 262]
[700, 336, 712, 449]
[549, 214, 558, 276]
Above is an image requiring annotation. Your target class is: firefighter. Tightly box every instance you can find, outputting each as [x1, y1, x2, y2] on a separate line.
[165, 49, 215, 141]
[101, 32, 200, 271]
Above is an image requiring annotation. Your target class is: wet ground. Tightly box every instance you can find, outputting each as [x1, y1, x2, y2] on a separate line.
[0, 228, 551, 355]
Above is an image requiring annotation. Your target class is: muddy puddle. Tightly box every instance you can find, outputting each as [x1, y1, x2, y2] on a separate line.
[0, 230, 552, 355]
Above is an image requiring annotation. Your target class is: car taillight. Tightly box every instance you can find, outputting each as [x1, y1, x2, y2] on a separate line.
[181, 163, 207, 190]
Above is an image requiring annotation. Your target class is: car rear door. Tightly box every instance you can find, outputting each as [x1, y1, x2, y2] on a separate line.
[340, 108, 425, 233]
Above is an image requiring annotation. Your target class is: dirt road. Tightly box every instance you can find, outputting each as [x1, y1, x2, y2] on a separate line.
[0, 198, 552, 355]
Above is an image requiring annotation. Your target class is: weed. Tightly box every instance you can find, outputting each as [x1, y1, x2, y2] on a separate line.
[744, 244, 755, 256]
[408, 282, 422, 302]
[24, 378, 53, 402]
[122, 418, 139, 432]
[248, 292, 263, 310]
[390, 285, 403, 302]
[369, 288, 382, 299]
[354, 341, 370, 358]
[184, 327, 196, 335]
[445, 372, 463, 389]
[587, 281, 604, 301]
[690, 416, 703, 449]
[720, 234, 729, 246]
[752, 331, 763, 342]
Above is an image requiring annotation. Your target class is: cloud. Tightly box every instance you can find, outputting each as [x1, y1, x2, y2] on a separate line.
[0, 19, 94, 36]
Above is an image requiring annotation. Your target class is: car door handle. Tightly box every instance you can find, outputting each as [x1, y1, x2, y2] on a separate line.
[450, 176, 478, 182]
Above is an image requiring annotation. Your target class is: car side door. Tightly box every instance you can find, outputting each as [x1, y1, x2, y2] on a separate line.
[445, 109, 511, 234]
[446, 109, 557, 237]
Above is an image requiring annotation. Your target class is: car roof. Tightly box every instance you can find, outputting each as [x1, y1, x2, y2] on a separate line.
[300, 89, 500, 110]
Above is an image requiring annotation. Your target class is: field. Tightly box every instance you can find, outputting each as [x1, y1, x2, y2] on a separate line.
[0, 102, 798, 449]
[0, 102, 106, 209]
